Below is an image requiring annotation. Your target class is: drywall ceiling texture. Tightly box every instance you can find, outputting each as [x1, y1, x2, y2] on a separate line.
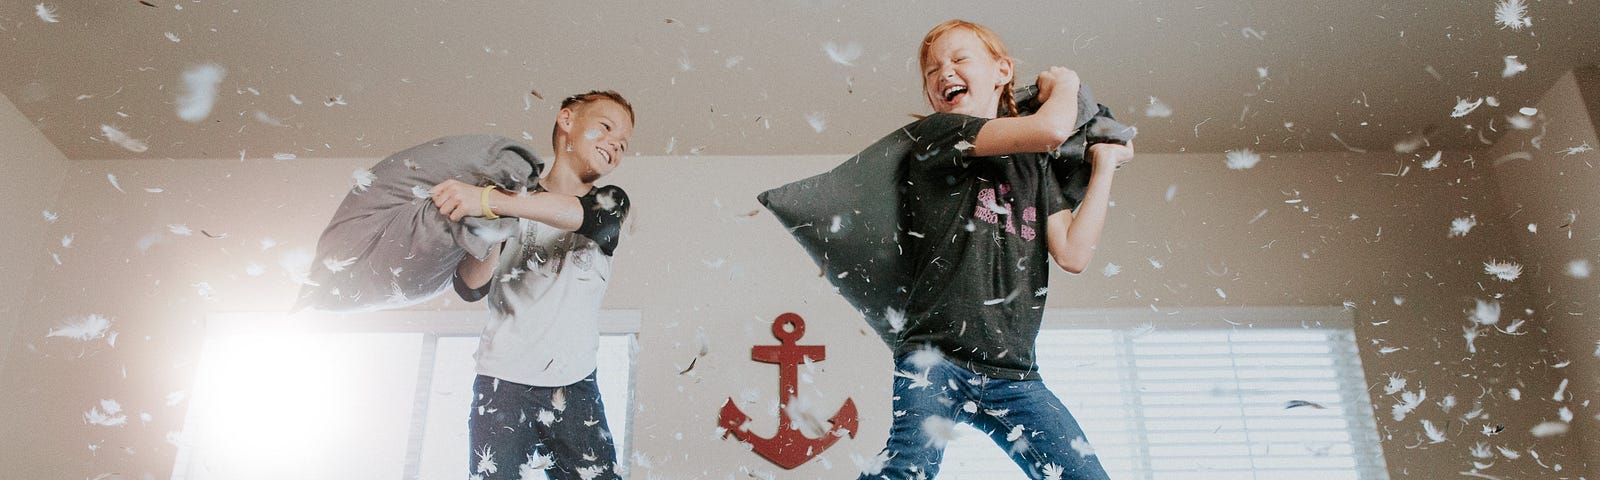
[2, 1, 1600, 161]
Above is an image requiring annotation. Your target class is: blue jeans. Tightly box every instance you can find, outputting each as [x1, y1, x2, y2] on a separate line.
[858, 354, 1112, 480]
[468, 373, 620, 480]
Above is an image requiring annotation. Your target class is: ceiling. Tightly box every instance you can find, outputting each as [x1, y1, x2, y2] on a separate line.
[2, 1, 1598, 160]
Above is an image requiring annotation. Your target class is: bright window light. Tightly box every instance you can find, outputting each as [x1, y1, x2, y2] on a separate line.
[173, 311, 639, 480]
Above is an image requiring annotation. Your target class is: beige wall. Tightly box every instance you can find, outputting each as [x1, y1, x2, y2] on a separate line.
[1486, 67, 1600, 476]
[0, 92, 71, 380]
[0, 99, 1590, 477]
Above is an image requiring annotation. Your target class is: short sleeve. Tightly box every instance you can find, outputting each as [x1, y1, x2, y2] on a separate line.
[903, 113, 989, 179]
[451, 243, 500, 302]
[1040, 157, 1069, 217]
[575, 185, 629, 256]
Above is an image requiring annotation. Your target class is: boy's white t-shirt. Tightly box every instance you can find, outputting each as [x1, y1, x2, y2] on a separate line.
[467, 185, 629, 388]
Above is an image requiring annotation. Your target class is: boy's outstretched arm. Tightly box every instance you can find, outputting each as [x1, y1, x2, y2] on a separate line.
[430, 179, 584, 231]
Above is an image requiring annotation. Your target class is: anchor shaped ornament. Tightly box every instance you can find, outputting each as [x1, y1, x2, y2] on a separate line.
[718, 313, 859, 469]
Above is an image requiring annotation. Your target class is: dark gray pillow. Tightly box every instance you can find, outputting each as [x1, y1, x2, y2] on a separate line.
[757, 84, 1134, 346]
[295, 135, 542, 312]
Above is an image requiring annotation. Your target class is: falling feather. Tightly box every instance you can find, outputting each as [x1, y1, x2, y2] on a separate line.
[1069, 436, 1096, 457]
[1529, 421, 1568, 437]
[100, 125, 148, 153]
[920, 416, 957, 448]
[322, 256, 357, 273]
[1452, 98, 1485, 118]
[805, 112, 827, 133]
[1102, 263, 1121, 277]
[1502, 56, 1528, 78]
[1144, 96, 1172, 118]
[851, 450, 891, 476]
[1483, 260, 1522, 281]
[823, 41, 863, 66]
[1471, 299, 1501, 325]
[1496, 446, 1521, 459]
[1421, 152, 1444, 170]
[1384, 374, 1407, 395]
[176, 64, 225, 122]
[1421, 419, 1447, 443]
[47, 314, 113, 341]
[1464, 325, 1483, 353]
[1041, 463, 1066, 480]
[42, 210, 59, 222]
[1285, 400, 1328, 410]
[273, 153, 297, 161]
[1452, 214, 1472, 236]
[1562, 143, 1593, 156]
[519, 452, 554, 475]
[475, 445, 498, 474]
[35, 3, 59, 22]
[1393, 390, 1425, 421]
[1225, 149, 1260, 170]
[1568, 259, 1591, 279]
[1494, 0, 1532, 30]
[884, 307, 907, 333]
[351, 169, 376, 191]
[83, 399, 127, 427]
[168, 224, 193, 236]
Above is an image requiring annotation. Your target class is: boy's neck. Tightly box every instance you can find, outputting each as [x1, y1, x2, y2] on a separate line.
[541, 157, 593, 196]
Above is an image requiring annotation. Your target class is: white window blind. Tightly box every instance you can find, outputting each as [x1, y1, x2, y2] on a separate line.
[937, 307, 1389, 480]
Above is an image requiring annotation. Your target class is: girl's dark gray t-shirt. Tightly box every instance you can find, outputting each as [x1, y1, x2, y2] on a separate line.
[895, 113, 1068, 381]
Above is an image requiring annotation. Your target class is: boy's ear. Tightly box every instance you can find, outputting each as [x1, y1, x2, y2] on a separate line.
[556, 107, 575, 134]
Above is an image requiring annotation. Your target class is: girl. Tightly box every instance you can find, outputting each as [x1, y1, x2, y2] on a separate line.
[858, 20, 1132, 480]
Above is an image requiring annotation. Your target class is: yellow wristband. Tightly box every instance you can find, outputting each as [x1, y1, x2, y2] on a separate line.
[480, 185, 499, 220]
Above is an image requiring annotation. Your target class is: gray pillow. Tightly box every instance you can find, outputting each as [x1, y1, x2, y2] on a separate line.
[757, 84, 1134, 346]
[295, 135, 542, 312]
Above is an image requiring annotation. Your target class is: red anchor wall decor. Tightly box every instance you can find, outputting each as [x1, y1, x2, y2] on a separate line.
[718, 313, 859, 469]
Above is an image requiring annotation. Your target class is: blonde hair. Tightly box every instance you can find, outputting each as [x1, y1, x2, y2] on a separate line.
[919, 20, 1018, 117]
[551, 90, 636, 151]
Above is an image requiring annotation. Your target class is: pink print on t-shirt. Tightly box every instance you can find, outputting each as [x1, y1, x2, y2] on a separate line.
[973, 183, 1039, 241]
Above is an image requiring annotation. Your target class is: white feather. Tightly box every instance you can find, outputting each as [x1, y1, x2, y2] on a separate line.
[1452, 214, 1472, 236]
[100, 125, 148, 153]
[1494, 0, 1532, 31]
[47, 314, 113, 341]
[1502, 55, 1528, 78]
[1421, 419, 1447, 443]
[1566, 259, 1590, 279]
[1225, 149, 1260, 170]
[1529, 421, 1569, 438]
[1451, 98, 1485, 118]
[1483, 260, 1522, 281]
[176, 64, 226, 122]
[823, 41, 863, 66]
[1144, 96, 1173, 118]
[805, 112, 827, 133]
[35, 3, 59, 22]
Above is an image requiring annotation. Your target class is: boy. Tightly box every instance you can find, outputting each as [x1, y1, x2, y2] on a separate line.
[430, 90, 634, 480]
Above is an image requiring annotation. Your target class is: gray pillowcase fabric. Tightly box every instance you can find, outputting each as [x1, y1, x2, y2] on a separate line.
[295, 135, 542, 312]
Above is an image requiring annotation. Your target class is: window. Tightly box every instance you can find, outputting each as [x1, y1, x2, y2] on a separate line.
[937, 307, 1389, 480]
[171, 310, 639, 480]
